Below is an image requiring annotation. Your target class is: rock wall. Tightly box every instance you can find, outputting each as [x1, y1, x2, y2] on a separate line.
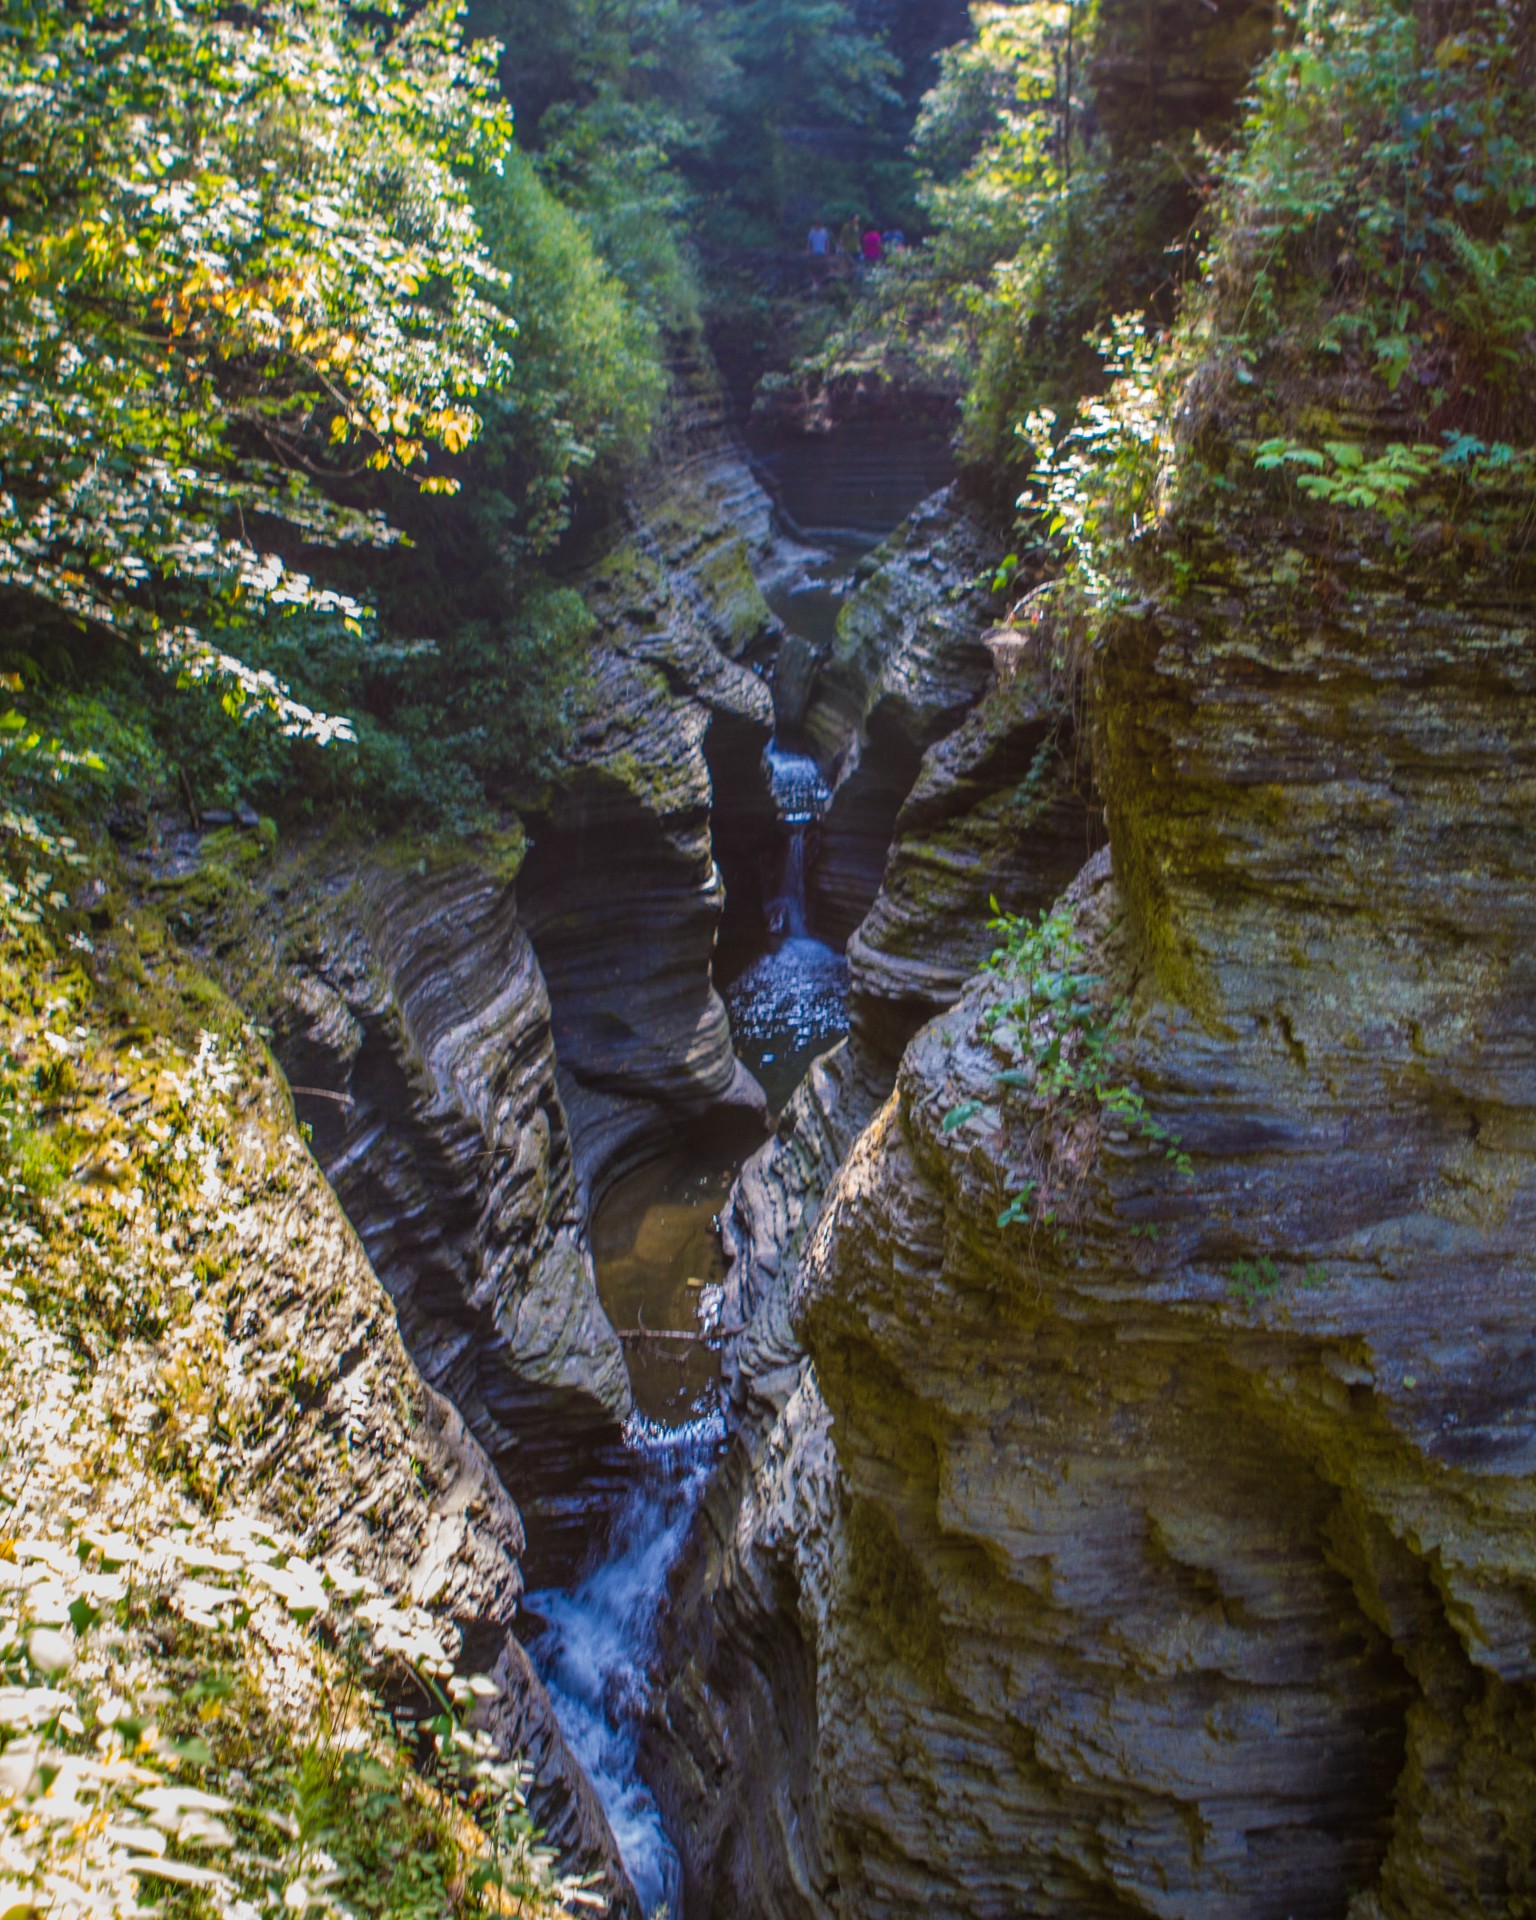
[646, 374, 1536, 1920]
[798, 488, 1000, 945]
[518, 349, 780, 1200]
[847, 657, 1101, 1065]
[246, 838, 633, 1586]
[211, 1041, 639, 1915]
[644, 1047, 877, 1920]
[771, 430, 1536, 1899]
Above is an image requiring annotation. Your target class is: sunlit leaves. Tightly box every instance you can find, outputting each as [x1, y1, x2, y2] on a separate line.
[0, 0, 518, 739]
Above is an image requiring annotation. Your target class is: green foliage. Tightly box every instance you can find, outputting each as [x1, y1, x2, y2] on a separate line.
[0, 866, 584, 1918]
[1207, 0, 1536, 436]
[472, 148, 666, 553]
[0, 0, 517, 737]
[805, 0, 1205, 479]
[1226, 1255, 1280, 1305]
[695, 0, 905, 245]
[940, 899, 1189, 1232]
[1227, 1257, 1328, 1308]
[0, 682, 92, 955]
[1021, 311, 1168, 617]
[1254, 433, 1533, 516]
[0, 0, 691, 830]
[472, 0, 716, 326]
[480, 0, 917, 263]
[0, 1500, 578, 1919]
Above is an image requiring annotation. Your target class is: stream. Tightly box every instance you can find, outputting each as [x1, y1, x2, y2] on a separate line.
[525, 448, 948, 1918]
[523, 716, 846, 1916]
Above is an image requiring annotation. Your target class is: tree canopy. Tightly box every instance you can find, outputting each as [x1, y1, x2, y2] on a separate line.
[0, 0, 516, 739]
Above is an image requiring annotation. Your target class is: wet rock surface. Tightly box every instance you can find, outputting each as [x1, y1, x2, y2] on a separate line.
[247, 843, 634, 1585]
[519, 355, 780, 1201]
[230, 1085, 640, 1917]
[644, 1048, 878, 1920]
[799, 488, 1002, 943]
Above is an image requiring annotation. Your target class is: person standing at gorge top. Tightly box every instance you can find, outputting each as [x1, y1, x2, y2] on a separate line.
[861, 225, 884, 265]
[807, 218, 830, 281]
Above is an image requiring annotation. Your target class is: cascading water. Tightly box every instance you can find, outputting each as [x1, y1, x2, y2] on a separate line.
[526, 533, 876, 1918]
[725, 741, 849, 1111]
[526, 1153, 732, 1916]
[526, 1431, 718, 1919]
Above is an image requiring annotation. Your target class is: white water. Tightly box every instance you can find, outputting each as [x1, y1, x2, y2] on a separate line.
[764, 740, 831, 825]
[526, 1452, 714, 1918]
[727, 737, 848, 1106]
[528, 745, 844, 1912]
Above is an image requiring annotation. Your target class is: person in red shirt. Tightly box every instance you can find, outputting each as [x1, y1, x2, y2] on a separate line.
[861, 227, 883, 264]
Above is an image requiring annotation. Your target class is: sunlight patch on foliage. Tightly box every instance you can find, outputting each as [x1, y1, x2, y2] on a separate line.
[0, 836, 591, 1918]
[0, 0, 517, 738]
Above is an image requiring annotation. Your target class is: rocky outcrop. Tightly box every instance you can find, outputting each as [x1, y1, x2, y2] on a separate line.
[643, 1047, 877, 1920]
[178, 830, 633, 1585]
[744, 385, 960, 548]
[787, 857, 1403, 1919]
[797, 488, 1001, 943]
[1089, 0, 1277, 153]
[649, 369, 1536, 1919]
[210, 1047, 639, 1914]
[519, 352, 781, 1198]
[847, 655, 1101, 1064]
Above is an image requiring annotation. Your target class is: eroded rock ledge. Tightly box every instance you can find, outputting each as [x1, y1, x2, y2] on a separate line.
[248, 838, 634, 1583]
[794, 488, 1002, 946]
[646, 444, 1536, 1916]
[519, 351, 782, 1202]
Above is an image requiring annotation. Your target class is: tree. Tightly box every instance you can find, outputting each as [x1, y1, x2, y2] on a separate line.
[0, 0, 517, 739]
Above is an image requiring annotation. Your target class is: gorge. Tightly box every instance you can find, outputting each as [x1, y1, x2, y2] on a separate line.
[4, 2, 1536, 1917]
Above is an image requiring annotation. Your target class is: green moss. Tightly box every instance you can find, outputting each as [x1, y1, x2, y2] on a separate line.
[692, 536, 774, 654]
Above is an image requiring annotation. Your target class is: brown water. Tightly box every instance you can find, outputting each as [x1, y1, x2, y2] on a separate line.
[590, 1155, 736, 1425]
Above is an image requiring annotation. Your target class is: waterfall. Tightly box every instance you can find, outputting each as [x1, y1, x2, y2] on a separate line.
[528, 583, 854, 1913]
[526, 1438, 717, 1919]
[768, 826, 809, 937]
[764, 740, 831, 825]
[763, 741, 830, 938]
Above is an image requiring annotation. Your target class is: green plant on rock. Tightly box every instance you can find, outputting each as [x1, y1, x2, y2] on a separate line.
[1252, 431, 1535, 543]
[1011, 311, 1172, 632]
[944, 899, 1189, 1232]
[1226, 1256, 1328, 1308]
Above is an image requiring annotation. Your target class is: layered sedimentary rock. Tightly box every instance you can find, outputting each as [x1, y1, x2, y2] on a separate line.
[745, 384, 960, 548]
[519, 354, 780, 1198]
[798, 489, 1000, 943]
[650, 368, 1536, 1915]
[210, 1047, 639, 1914]
[644, 1048, 876, 1920]
[184, 833, 632, 1583]
[847, 655, 1101, 1064]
